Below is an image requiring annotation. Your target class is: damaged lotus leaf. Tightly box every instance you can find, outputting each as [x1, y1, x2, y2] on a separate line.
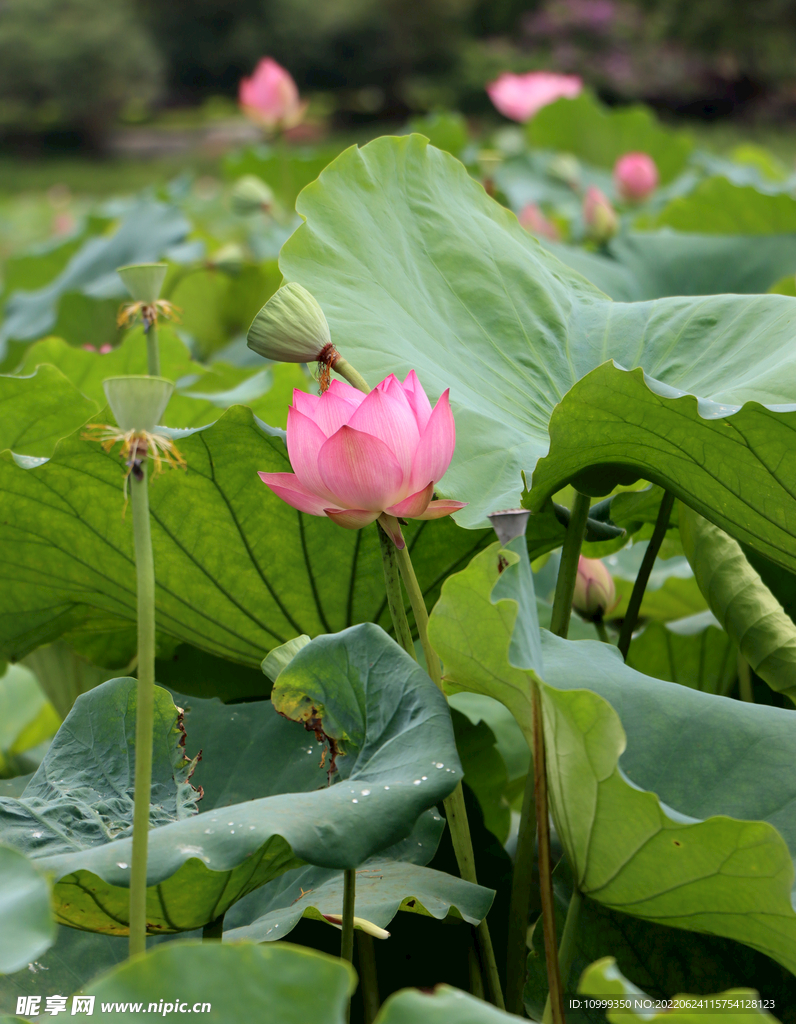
[429, 542, 796, 974]
[280, 134, 796, 547]
[0, 624, 462, 935]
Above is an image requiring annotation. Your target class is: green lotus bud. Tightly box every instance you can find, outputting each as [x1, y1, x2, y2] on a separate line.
[208, 243, 245, 276]
[261, 634, 311, 682]
[231, 174, 274, 215]
[247, 283, 332, 363]
[572, 555, 616, 622]
[117, 263, 168, 304]
[103, 376, 174, 433]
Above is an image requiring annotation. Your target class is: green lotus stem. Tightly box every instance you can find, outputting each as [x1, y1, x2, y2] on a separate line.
[357, 932, 381, 1023]
[533, 681, 565, 1024]
[145, 322, 160, 377]
[468, 944, 485, 999]
[738, 653, 754, 703]
[505, 762, 538, 1015]
[341, 868, 356, 964]
[129, 462, 156, 958]
[594, 618, 610, 644]
[393, 541, 505, 1009]
[549, 490, 591, 637]
[377, 523, 416, 657]
[557, 885, 582, 995]
[202, 913, 224, 941]
[617, 490, 676, 660]
[334, 356, 371, 394]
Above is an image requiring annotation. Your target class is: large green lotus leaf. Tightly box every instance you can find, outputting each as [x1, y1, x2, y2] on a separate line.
[0, 405, 490, 665]
[643, 177, 796, 233]
[279, 134, 796, 529]
[0, 365, 95, 457]
[524, 860, 796, 1022]
[0, 200, 189, 355]
[579, 958, 779, 1023]
[0, 664, 60, 778]
[223, 818, 493, 942]
[527, 93, 693, 184]
[0, 845, 55, 974]
[626, 613, 737, 695]
[679, 505, 796, 704]
[374, 985, 524, 1023]
[0, 625, 462, 935]
[84, 941, 355, 1024]
[526, 361, 796, 575]
[429, 541, 796, 972]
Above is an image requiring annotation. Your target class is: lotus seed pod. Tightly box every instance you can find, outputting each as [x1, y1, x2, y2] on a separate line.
[572, 555, 616, 621]
[231, 174, 274, 215]
[103, 376, 174, 434]
[247, 282, 331, 363]
[117, 263, 168, 304]
[487, 508, 530, 546]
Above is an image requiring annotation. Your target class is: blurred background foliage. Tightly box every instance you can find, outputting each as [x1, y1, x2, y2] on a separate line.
[0, 0, 795, 146]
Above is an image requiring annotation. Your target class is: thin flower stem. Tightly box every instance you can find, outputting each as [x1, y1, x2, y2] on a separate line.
[557, 885, 582, 996]
[145, 323, 160, 377]
[357, 932, 381, 1024]
[738, 653, 754, 703]
[129, 464, 156, 958]
[506, 764, 538, 1015]
[334, 357, 371, 394]
[533, 681, 565, 1024]
[341, 868, 356, 1024]
[594, 618, 611, 644]
[377, 523, 416, 658]
[617, 490, 675, 660]
[549, 490, 591, 638]
[394, 539, 505, 1010]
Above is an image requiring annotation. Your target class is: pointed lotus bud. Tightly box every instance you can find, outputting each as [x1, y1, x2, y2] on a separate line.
[614, 152, 658, 203]
[103, 376, 174, 433]
[247, 282, 331, 363]
[583, 187, 618, 244]
[261, 634, 311, 683]
[231, 174, 274, 215]
[208, 243, 245, 276]
[488, 508, 530, 546]
[117, 263, 167, 304]
[572, 556, 616, 621]
[322, 914, 391, 940]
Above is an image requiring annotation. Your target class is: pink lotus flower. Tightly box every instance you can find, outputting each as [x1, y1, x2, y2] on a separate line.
[486, 71, 582, 123]
[583, 185, 618, 243]
[614, 152, 659, 202]
[572, 556, 617, 621]
[82, 343, 113, 354]
[239, 58, 307, 131]
[258, 372, 466, 548]
[518, 203, 560, 241]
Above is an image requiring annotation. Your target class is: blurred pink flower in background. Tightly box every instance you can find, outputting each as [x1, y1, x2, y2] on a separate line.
[583, 185, 618, 242]
[613, 151, 659, 202]
[518, 203, 560, 241]
[239, 57, 307, 131]
[82, 344, 113, 354]
[486, 71, 582, 122]
[572, 555, 616, 620]
[258, 373, 466, 548]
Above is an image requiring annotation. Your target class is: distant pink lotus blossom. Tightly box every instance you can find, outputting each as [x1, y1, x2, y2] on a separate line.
[258, 373, 466, 548]
[614, 152, 659, 202]
[486, 71, 582, 123]
[583, 185, 618, 242]
[239, 58, 307, 131]
[82, 343, 113, 354]
[518, 203, 560, 241]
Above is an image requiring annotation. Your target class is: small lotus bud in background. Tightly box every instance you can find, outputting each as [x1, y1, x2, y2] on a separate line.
[239, 57, 307, 131]
[518, 203, 560, 241]
[614, 152, 659, 203]
[486, 71, 582, 123]
[103, 376, 175, 434]
[117, 263, 167, 305]
[247, 282, 331, 363]
[230, 175, 274, 215]
[572, 556, 616, 621]
[547, 153, 581, 189]
[583, 186, 618, 244]
[208, 243, 245, 276]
